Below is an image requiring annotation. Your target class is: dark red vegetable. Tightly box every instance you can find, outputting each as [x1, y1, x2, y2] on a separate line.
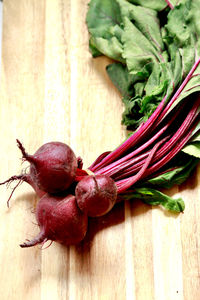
[0, 140, 78, 201]
[20, 194, 88, 248]
[16, 140, 78, 194]
[75, 174, 117, 217]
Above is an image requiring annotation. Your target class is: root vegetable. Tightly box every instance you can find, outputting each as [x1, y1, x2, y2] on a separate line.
[75, 175, 117, 217]
[16, 140, 78, 194]
[1, 140, 78, 196]
[20, 194, 88, 248]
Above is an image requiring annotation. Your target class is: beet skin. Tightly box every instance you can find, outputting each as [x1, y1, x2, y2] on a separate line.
[75, 175, 117, 217]
[18, 140, 78, 194]
[20, 194, 88, 247]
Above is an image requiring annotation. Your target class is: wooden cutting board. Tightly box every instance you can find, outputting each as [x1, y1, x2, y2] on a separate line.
[0, 1, 199, 299]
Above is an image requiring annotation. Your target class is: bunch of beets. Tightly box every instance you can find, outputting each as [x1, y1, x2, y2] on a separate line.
[1, 77, 200, 248]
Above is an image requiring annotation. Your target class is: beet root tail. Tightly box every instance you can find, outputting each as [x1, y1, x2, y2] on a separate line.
[16, 139, 35, 163]
[20, 231, 47, 248]
[0, 175, 24, 186]
[0, 175, 27, 207]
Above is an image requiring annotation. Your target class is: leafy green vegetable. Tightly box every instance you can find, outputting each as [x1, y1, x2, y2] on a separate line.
[87, 0, 125, 62]
[122, 187, 185, 212]
[87, 0, 200, 212]
[87, 0, 200, 131]
[182, 142, 200, 158]
[147, 155, 199, 188]
[106, 63, 135, 98]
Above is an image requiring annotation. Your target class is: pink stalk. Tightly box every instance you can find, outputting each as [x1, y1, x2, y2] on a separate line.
[94, 105, 180, 177]
[116, 165, 179, 183]
[89, 96, 167, 172]
[94, 125, 168, 176]
[152, 100, 200, 160]
[89, 151, 111, 170]
[116, 113, 199, 193]
[145, 117, 199, 178]
[94, 124, 168, 176]
[116, 138, 166, 193]
[112, 98, 200, 180]
[98, 151, 150, 177]
[165, 0, 174, 9]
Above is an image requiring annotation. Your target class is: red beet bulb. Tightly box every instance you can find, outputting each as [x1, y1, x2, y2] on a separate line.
[20, 194, 88, 248]
[75, 175, 117, 217]
[17, 140, 78, 194]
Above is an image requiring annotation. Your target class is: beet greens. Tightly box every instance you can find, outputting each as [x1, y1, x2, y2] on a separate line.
[86, 0, 200, 209]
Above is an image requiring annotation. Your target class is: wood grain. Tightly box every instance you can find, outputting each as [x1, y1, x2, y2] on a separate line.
[0, 1, 199, 300]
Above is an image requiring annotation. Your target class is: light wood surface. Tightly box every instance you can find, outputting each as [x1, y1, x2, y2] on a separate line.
[0, 1, 199, 300]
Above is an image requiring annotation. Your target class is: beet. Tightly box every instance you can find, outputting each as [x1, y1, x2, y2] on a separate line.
[75, 175, 117, 217]
[20, 194, 88, 247]
[17, 140, 78, 194]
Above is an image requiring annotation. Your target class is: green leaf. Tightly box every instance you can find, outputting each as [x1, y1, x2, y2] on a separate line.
[86, 0, 124, 61]
[166, 48, 183, 94]
[164, 1, 200, 93]
[90, 36, 124, 62]
[117, 0, 165, 53]
[122, 187, 185, 212]
[161, 1, 200, 114]
[182, 127, 200, 158]
[87, 0, 122, 37]
[89, 38, 103, 57]
[122, 17, 161, 74]
[87, 0, 180, 130]
[182, 142, 200, 158]
[121, 96, 145, 129]
[106, 63, 135, 98]
[140, 64, 170, 116]
[147, 156, 199, 188]
[87, 0, 200, 135]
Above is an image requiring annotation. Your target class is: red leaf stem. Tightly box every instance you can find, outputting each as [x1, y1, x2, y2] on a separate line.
[116, 138, 167, 193]
[89, 96, 167, 172]
[165, 0, 174, 9]
[113, 99, 200, 180]
[94, 124, 168, 177]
